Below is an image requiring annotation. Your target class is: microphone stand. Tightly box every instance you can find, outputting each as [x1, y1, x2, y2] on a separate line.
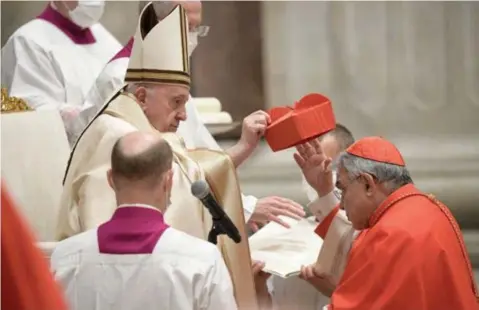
[207, 218, 227, 245]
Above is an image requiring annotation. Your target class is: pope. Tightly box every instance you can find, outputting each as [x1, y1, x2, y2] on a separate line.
[59, 3, 259, 308]
[69, 0, 305, 231]
[297, 136, 479, 309]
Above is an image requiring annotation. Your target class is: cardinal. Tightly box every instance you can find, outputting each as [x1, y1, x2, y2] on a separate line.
[300, 136, 478, 309]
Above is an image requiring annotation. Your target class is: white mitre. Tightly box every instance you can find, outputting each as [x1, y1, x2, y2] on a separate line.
[125, 2, 190, 87]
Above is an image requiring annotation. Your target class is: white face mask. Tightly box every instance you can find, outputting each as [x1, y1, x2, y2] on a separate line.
[68, 0, 105, 29]
[188, 32, 199, 57]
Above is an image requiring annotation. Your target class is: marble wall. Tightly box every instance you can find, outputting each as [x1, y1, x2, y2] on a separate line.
[260, 1, 479, 227]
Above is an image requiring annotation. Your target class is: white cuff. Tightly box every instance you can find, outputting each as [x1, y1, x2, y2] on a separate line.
[307, 191, 340, 223]
[241, 194, 258, 223]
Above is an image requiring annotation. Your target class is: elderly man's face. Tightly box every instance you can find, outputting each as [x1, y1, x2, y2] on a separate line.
[139, 85, 189, 132]
[336, 166, 378, 230]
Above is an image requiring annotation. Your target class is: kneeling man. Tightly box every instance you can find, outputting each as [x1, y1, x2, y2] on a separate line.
[51, 131, 237, 310]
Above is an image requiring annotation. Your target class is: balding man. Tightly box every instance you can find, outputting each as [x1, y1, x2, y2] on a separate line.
[51, 131, 237, 310]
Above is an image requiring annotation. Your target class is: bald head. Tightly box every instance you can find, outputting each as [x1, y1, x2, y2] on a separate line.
[110, 132, 173, 188]
[319, 123, 355, 158]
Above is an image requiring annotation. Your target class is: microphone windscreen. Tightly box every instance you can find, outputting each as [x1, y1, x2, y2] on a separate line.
[191, 180, 210, 199]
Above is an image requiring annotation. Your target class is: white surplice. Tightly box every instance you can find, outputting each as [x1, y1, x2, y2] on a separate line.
[51, 217, 236, 310]
[1, 7, 121, 111]
[70, 56, 258, 222]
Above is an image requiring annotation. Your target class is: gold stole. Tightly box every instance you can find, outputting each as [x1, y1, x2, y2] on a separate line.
[104, 94, 258, 309]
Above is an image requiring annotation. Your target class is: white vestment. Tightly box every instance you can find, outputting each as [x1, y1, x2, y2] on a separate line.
[1, 10, 121, 111]
[70, 56, 258, 221]
[51, 209, 237, 310]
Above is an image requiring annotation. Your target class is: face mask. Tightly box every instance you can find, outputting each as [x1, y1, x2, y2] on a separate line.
[68, 0, 105, 29]
[188, 32, 199, 57]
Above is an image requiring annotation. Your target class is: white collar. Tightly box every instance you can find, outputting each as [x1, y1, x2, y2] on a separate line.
[117, 204, 160, 212]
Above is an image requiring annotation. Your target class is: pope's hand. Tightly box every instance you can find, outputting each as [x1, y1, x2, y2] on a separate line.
[299, 264, 337, 297]
[239, 110, 271, 151]
[248, 196, 306, 232]
[294, 139, 334, 197]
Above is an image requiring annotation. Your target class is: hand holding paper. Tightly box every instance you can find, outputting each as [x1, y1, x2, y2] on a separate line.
[299, 264, 337, 298]
[249, 216, 323, 279]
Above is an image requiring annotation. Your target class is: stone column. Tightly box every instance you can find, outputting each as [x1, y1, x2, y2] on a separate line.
[191, 1, 265, 133]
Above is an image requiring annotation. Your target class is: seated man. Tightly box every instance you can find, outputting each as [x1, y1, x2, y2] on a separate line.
[52, 131, 237, 310]
[298, 137, 479, 309]
[59, 4, 257, 307]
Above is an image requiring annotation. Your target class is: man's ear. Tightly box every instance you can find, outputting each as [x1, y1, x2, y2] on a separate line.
[135, 86, 148, 107]
[165, 169, 174, 190]
[107, 169, 115, 190]
[361, 173, 376, 194]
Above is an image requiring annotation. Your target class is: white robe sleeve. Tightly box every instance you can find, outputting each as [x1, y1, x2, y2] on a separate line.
[1, 35, 65, 110]
[201, 247, 238, 310]
[307, 191, 340, 223]
[180, 99, 258, 223]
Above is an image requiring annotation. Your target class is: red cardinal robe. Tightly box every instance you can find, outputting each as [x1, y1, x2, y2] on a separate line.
[319, 184, 478, 309]
[1, 185, 67, 310]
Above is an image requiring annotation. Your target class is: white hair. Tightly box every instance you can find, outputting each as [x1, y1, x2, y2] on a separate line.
[336, 152, 413, 192]
[125, 82, 168, 97]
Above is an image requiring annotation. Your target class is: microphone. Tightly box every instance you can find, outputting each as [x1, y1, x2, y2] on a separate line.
[191, 180, 242, 244]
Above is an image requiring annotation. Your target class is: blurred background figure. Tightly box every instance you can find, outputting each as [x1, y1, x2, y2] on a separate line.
[1, 184, 67, 310]
[1, 0, 121, 125]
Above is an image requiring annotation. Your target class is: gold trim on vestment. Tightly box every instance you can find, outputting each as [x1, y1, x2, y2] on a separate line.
[125, 70, 190, 86]
[179, 5, 189, 73]
[189, 149, 259, 309]
[1, 88, 33, 113]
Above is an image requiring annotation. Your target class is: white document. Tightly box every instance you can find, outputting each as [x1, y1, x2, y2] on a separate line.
[249, 216, 323, 278]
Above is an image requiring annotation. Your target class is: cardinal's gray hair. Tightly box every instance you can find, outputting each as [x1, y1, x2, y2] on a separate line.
[336, 152, 413, 192]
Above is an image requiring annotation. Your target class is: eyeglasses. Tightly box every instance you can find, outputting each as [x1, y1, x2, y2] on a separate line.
[191, 25, 210, 37]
